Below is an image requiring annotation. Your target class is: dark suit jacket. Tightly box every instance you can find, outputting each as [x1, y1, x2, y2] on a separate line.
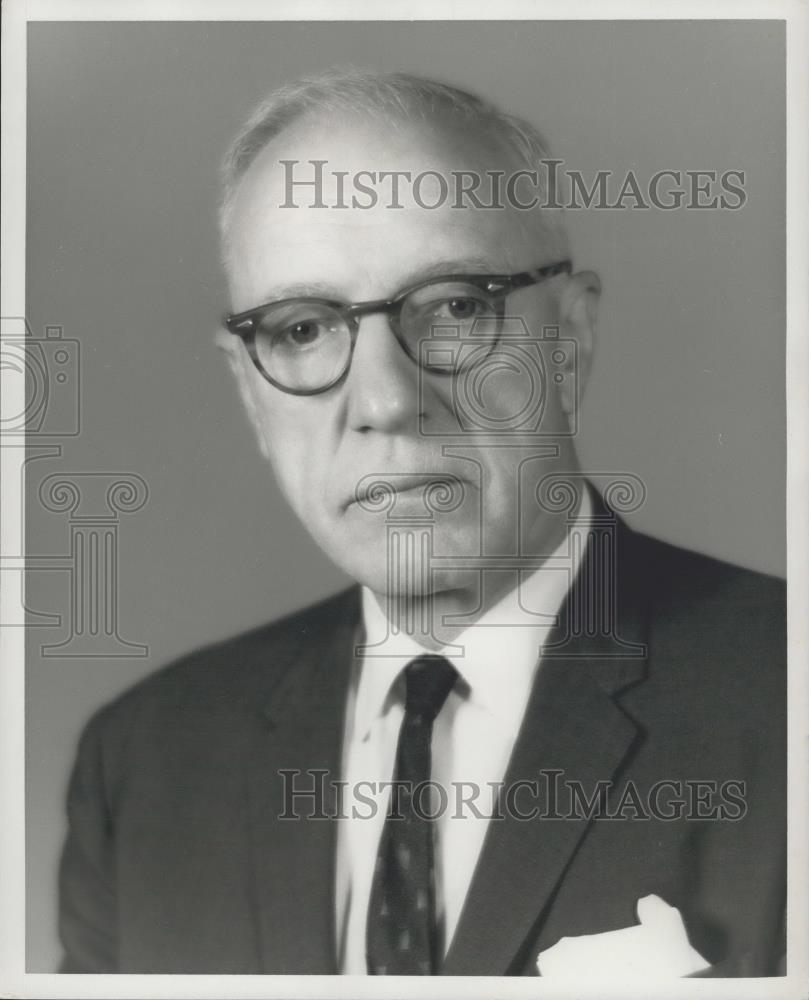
[59, 515, 786, 976]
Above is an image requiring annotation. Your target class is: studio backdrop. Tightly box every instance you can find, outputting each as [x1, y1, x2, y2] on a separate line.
[22, 19, 784, 971]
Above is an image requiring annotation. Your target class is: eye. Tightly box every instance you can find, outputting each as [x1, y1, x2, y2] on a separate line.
[434, 295, 489, 321]
[256, 307, 342, 354]
[279, 320, 326, 349]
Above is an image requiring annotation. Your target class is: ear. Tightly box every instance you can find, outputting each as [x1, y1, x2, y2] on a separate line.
[556, 269, 601, 417]
[215, 329, 275, 463]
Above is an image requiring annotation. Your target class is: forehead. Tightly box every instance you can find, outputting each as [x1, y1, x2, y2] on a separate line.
[226, 111, 540, 307]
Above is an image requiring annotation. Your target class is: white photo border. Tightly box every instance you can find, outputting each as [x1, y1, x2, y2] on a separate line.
[1, 2, 806, 998]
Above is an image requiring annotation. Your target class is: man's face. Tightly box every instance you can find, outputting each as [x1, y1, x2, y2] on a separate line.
[225, 112, 590, 597]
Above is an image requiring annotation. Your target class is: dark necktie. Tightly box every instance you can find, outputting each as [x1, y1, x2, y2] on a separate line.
[366, 654, 458, 975]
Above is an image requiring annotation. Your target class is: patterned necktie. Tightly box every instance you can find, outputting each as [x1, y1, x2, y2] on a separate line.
[366, 654, 458, 975]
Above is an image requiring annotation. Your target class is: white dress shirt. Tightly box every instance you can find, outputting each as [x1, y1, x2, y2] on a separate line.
[335, 490, 593, 973]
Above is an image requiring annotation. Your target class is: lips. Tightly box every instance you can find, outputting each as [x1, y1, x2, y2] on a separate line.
[345, 472, 469, 511]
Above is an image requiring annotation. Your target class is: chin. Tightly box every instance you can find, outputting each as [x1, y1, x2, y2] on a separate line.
[315, 515, 486, 599]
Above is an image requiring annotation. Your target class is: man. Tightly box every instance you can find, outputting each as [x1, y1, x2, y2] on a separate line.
[59, 70, 786, 977]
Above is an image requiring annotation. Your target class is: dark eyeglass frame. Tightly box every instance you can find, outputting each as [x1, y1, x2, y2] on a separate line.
[224, 259, 573, 396]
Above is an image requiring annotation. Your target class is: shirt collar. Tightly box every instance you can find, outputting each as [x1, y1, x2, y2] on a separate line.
[355, 487, 593, 740]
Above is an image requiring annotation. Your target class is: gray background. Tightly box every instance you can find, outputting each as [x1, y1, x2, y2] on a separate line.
[24, 20, 785, 970]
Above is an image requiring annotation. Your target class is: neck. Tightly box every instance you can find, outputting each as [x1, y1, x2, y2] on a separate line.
[368, 501, 579, 652]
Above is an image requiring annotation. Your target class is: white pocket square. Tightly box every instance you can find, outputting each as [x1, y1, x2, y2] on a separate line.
[537, 894, 711, 978]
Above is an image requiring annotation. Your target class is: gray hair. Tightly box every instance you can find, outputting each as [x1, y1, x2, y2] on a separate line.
[219, 67, 569, 262]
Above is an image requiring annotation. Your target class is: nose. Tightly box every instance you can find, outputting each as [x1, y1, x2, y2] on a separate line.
[344, 312, 422, 433]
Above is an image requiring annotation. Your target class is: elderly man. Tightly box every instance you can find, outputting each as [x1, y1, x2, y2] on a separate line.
[59, 70, 785, 978]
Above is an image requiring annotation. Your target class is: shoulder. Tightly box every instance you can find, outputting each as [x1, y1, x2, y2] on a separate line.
[622, 528, 785, 721]
[78, 584, 360, 753]
[624, 528, 785, 622]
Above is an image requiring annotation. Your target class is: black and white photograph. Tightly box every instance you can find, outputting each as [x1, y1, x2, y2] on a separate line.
[1, 3, 807, 997]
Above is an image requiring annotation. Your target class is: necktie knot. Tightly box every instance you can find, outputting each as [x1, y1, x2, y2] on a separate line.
[404, 655, 457, 724]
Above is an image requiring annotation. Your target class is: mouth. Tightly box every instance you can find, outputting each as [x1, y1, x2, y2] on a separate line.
[345, 473, 468, 512]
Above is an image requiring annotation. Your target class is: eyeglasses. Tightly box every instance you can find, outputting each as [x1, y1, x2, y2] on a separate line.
[224, 259, 572, 396]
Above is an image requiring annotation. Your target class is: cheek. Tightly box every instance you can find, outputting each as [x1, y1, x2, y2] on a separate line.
[266, 427, 323, 518]
[267, 441, 311, 514]
[248, 395, 330, 518]
[452, 355, 559, 434]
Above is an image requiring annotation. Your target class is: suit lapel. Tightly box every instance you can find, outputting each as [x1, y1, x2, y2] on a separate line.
[443, 516, 650, 976]
[245, 589, 360, 974]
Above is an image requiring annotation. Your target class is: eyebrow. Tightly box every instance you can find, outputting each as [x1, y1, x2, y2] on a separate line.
[253, 255, 509, 305]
